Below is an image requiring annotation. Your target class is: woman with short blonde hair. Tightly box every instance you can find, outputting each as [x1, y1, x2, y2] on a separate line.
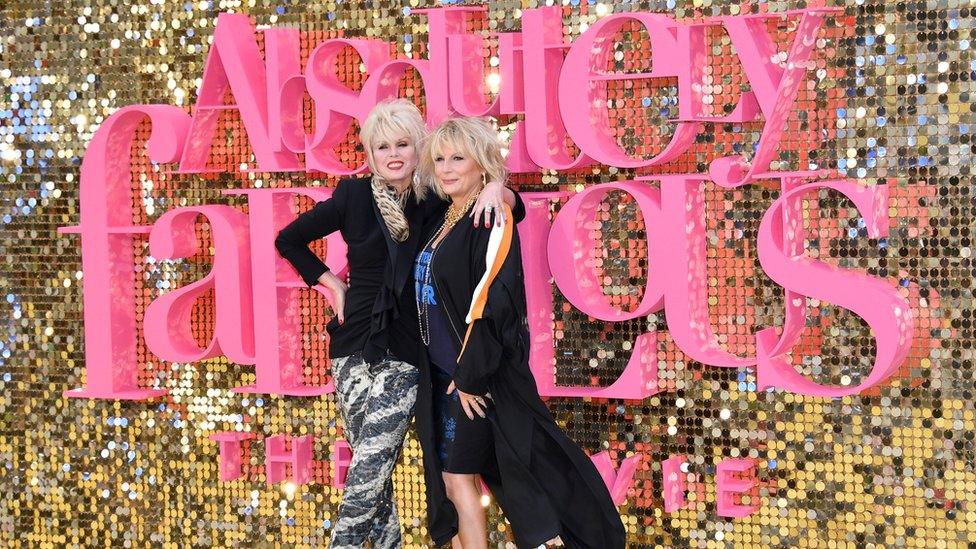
[408, 116, 626, 548]
[418, 116, 507, 201]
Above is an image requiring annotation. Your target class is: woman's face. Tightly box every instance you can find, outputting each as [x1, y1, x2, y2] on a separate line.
[370, 130, 417, 189]
[432, 143, 482, 202]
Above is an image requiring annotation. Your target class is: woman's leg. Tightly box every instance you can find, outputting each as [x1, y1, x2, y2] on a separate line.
[369, 478, 400, 549]
[330, 354, 373, 546]
[330, 357, 419, 549]
[442, 472, 487, 549]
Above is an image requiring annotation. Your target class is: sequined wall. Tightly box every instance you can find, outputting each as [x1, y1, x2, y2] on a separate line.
[2, 0, 973, 547]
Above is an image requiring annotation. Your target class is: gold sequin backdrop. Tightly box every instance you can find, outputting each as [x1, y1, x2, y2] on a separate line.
[1, 0, 973, 546]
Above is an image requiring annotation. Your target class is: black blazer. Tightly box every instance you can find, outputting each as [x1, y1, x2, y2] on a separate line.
[274, 176, 446, 360]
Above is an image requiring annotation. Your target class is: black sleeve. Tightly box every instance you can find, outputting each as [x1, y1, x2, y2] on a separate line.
[453, 309, 505, 397]
[419, 193, 450, 224]
[510, 189, 526, 223]
[452, 227, 518, 396]
[274, 181, 348, 287]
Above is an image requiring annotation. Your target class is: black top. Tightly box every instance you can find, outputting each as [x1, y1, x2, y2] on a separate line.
[413, 239, 460, 375]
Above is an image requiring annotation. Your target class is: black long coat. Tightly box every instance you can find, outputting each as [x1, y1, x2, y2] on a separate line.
[406, 206, 627, 548]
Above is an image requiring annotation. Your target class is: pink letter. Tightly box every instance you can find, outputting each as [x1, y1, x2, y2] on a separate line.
[648, 175, 755, 368]
[662, 455, 688, 513]
[708, 9, 841, 187]
[60, 104, 190, 400]
[224, 188, 348, 396]
[265, 434, 315, 485]
[543, 183, 661, 398]
[559, 13, 698, 168]
[518, 192, 565, 395]
[179, 13, 301, 173]
[673, 22, 760, 124]
[210, 432, 255, 482]
[304, 38, 391, 174]
[499, 7, 594, 172]
[415, 7, 497, 117]
[642, 171, 831, 368]
[143, 205, 255, 365]
[758, 173, 833, 359]
[332, 439, 353, 489]
[264, 27, 305, 156]
[590, 451, 640, 506]
[756, 180, 914, 396]
[716, 458, 759, 518]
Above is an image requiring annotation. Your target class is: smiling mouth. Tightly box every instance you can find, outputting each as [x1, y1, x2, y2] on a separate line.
[387, 161, 404, 170]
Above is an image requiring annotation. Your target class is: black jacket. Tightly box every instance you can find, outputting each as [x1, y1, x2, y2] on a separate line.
[406, 206, 627, 548]
[274, 177, 447, 361]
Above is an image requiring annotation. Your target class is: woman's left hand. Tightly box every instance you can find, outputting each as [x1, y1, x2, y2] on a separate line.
[446, 380, 488, 420]
[471, 180, 506, 229]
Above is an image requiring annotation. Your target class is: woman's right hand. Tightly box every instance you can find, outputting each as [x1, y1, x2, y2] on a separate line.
[446, 381, 487, 420]
[317, 271, 347, 323]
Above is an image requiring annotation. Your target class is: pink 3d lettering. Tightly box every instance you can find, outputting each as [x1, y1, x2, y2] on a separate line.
[500, 7, 594, 171]
[417, 7, 499, 118]
[332, 439, 353, 489]
[179, 13, 301, 173]
[558, 13, 698, 168]
[304, 38, 391, 174]
[210, 432, 256, 482]
[517, 193, 564, 397]
[543, 183, 662, 398]
[60, 104, 190, 400]
[225, 188, 348, 396]
[673, 22, 759, 124]
[264, 27, 304, 158]
[63, 8, 911, 413]
[755, 180, 914, 396]
[716, 458, 759, 518]
[590, 451, 641, 506]
[548, 182, 663, 321]
[662, 455, 688, 513]
[143, 205, 255, 365]
[650, 175, 755, 368]
[265, 434, 315, 485]
[708, 9, 840, 187]
[757, 173, 831, 360]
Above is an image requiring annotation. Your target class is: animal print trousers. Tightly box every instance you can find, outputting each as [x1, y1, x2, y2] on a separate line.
[329, 352, 419, 549]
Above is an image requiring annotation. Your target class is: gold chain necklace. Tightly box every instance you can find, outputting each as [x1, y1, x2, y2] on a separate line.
[442, 193, 478, 230]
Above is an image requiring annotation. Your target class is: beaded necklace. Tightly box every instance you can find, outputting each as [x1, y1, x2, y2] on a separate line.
[416, 192, 478, 346]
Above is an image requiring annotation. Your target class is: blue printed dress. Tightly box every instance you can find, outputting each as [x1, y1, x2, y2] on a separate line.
[414, 239, 493, 473]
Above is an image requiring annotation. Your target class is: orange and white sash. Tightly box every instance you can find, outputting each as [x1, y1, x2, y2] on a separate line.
[457, 203, 514, 360]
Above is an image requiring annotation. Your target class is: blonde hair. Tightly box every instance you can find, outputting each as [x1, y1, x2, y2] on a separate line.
[420, 117, 507, 201]
[359, 99, 430, 241]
